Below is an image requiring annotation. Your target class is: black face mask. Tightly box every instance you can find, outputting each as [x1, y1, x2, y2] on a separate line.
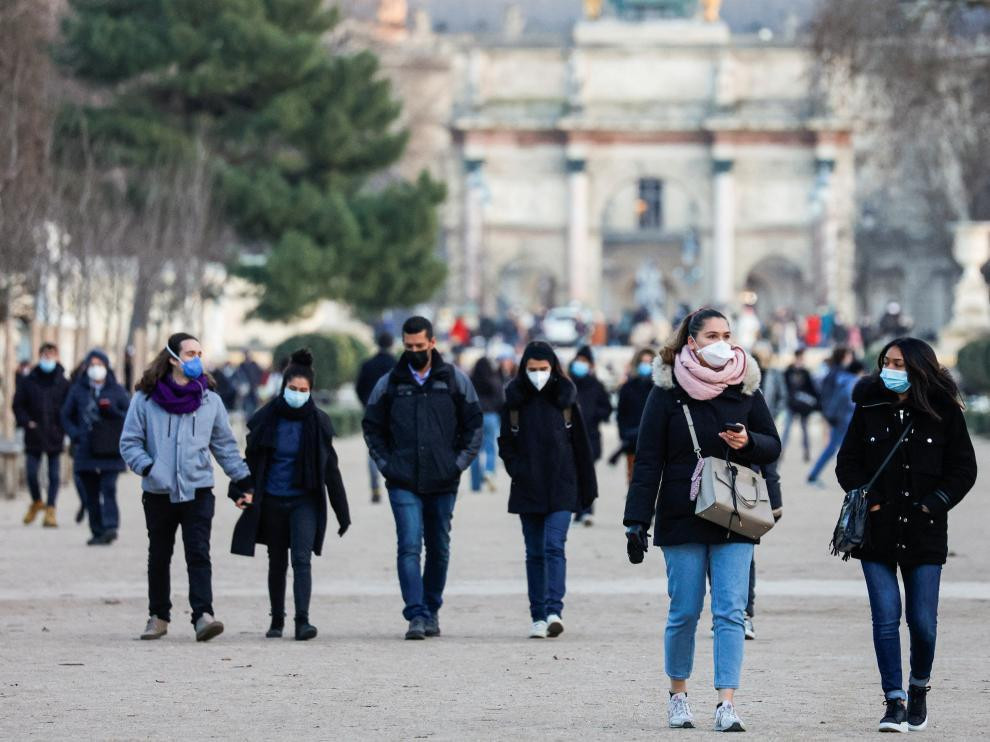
[409, 349, 431, 371]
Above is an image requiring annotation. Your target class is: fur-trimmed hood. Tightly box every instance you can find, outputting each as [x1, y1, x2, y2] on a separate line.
[652, 351, 762, 397]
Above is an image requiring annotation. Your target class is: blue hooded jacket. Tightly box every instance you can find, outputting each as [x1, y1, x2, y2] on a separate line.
[60, 349, 130, 472]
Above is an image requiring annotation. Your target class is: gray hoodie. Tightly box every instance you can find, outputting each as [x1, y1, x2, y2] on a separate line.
[119, 387, 250, 503]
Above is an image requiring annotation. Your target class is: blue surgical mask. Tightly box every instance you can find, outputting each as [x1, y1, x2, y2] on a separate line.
[167, 346, 203, 379]
[637, 361, 653, 377]
[39, 359, 56, 373]
[880, 368, 910, 393]
[571, 360, 590, 378]
[283, 388, 310, 409]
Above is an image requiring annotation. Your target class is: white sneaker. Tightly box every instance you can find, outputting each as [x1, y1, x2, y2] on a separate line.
[744, 615, 756, 640]
[714, 702, 746, 732]
[529, 620, 548, 639]
[546, 614, 564, 637]
[668, 692, 694, 729]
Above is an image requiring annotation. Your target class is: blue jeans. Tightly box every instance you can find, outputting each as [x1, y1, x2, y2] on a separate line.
[861, 560, 942, 701]
[781, 411, 810, 458]
[26, 452, 60, 507]
[368, 453, 381, 493]
[388, 488, 457, 621]
[470, 412, 500, 491]
[520, 511, 571, 621]
[807, 419, 849, 482]
[79, 470, 120, 537]
[662, 542, 754, 689]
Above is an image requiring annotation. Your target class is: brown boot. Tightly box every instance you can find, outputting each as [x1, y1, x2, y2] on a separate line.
[23, 500, 45, 525]
[42, 506, 57, 528]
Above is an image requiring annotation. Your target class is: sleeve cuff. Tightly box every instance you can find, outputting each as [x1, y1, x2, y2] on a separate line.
[235, 476, 254, 493]
[921, 490, 951, 515]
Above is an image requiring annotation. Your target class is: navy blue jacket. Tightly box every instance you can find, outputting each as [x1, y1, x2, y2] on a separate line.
[61, 352, 129, 473]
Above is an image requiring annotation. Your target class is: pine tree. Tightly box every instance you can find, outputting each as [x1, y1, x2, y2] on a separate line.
[55, 0, 446, 322]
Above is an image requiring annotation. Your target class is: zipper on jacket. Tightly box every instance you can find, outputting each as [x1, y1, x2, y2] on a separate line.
[193, 414, 196, 437]
[168, 415, 172, 438]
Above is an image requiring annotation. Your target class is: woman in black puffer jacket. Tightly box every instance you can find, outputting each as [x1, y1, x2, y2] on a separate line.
[498, 341, 597, 640]
[835, 337, 976, 733]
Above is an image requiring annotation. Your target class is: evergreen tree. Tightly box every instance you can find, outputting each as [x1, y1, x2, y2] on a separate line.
[55, 0, 446, 322]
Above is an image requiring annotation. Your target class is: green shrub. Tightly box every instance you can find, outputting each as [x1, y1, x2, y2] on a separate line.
[957, 337, 990, 394]
[321, 404, 365, 438]
[273, 333, 369, 392]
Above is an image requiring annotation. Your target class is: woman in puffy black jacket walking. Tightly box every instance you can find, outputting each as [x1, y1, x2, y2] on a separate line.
[835, 337, 976, 733]
[499, 342, 597, 640]
[623, 308, 780, 733]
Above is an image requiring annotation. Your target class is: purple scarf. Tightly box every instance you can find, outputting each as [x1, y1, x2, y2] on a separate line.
[151, 375, 208, 414]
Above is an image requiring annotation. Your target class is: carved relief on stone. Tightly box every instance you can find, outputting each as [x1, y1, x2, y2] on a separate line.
[584, 0, 604, 19]
[701, 0, 721, 22]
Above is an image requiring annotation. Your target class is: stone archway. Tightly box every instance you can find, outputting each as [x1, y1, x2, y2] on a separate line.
[744, 255, 810, 320]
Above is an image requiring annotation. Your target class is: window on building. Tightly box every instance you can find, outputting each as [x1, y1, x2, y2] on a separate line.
[637, 178, 663, 230]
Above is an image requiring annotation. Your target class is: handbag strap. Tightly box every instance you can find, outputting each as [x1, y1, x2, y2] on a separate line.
[864, 422, 913, 493]
[680, 404, 703, 461]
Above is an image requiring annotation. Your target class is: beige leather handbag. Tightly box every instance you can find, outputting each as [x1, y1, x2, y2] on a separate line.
[681, 404, 775, 540]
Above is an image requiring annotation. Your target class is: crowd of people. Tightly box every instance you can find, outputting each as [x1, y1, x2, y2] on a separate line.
[10, 307, 977, 734]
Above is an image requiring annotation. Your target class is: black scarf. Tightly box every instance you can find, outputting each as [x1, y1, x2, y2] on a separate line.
[252, 397, 322, 492]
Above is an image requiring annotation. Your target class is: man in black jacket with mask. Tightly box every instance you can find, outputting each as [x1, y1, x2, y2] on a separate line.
[362, 316, 483, 640]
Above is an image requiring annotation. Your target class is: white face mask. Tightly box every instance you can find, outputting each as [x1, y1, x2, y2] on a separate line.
[695, 339, 735, 369]
[526, 369, 551, 391]
[87, 365, 107, 382]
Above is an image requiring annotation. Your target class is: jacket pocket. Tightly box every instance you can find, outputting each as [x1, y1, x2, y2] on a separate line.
[144, 458, 170, 492]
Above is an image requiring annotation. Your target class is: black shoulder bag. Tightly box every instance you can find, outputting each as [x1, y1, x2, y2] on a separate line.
[829, 423, 912, 561]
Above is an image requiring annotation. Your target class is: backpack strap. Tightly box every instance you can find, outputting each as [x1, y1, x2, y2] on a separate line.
[563, 406, 573, 429]
[510, 405, 572, 434]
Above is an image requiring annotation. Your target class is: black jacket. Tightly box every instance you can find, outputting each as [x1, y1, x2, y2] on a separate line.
[356, 351, 397, 407]
[470, 360, 505, 414]
[362, 349, 483, 495]
[231, 402, 350, 557]
[784, 364, 819, 414]
[499, 375, 598, 515]
[13, 365, 70, 454]
[616, 375, 653, 453]
[61, 352, 129, 473]
[624, 356, 782, 546]
[572, 374, 612, 461]
[835, 376, 977, 566]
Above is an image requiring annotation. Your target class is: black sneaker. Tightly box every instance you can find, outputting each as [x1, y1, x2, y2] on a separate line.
[424, 615, 441, 637]
[266, 617, 284, 638]
[907, 685, 930, 731]
[879, 698, 908, 733]
[405, 617, 426, 640]
[294, 619, 318, 641]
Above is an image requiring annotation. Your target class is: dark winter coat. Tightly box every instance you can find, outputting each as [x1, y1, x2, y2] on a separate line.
[624, 356, 782, 546]
[13, 364, 70, 454]
[572, 374, 612, 461]
[60, 352, 129, 473]
[784, 364, 819, 414]
[499, 375, 598, 515]
[470, 360, 506, 414]
[835, 376, 977, 566]
[230, 402, 350, 557]
[362, 349, 483, 495]
[616, 375, 653, 453]
[356, 351, 397, 407]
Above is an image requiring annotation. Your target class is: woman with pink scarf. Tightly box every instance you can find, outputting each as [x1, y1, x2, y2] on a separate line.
[623, 308, 781, 733]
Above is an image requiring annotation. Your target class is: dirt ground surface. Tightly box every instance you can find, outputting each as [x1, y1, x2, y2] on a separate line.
[2, 419, 988, 741]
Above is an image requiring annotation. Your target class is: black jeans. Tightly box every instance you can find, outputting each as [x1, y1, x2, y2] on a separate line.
[79, 470, 120, 537]
[26, 452, 60, 506]
[143, 490, 215, 625]
[263, 494, 317, 622]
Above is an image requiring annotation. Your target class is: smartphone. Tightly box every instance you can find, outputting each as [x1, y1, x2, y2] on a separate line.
[723, 422, 745, 433]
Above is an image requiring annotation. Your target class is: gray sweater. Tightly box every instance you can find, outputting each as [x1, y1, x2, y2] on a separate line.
[119, 388, 250, 503]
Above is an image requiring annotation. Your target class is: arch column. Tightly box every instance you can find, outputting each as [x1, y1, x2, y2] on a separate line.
[567, 157, 590, 303]
[712, 158, 735, 306]
[463, 158, 485, 307]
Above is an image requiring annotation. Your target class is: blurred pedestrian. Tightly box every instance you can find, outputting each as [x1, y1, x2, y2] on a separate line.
[238, 350, 263, 417]
[362, 316, 483, 640]
[120, 332, 254, 642]
[14, 342, 70, 527]
[808, 358, 864, 486]
[498, 341, 597, 639]
[355, 332, 397, 504]
[781, 348, 818, 461]
[613, 348, 655, 482]
[230, 349, 350, 641]
[469, 356, 504, 493]
[60, 350, 129, 543]
[835, 338, 977, 733]
[624, 308, 780, 733]
[569, 345, 611, 526]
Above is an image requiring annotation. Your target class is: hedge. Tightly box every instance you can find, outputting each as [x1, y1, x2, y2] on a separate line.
[273, 333, 369, 392]
[957, 337, 990, 395]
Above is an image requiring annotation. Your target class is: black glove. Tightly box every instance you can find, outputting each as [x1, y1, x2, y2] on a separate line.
[337, 522, 350, 537]
[626, 524, 650, 564]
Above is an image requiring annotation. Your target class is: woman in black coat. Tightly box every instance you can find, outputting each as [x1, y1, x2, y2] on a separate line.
[835, 338, 976, 733]
[623, 309, 780, 733]
[230, 349, 351, 641]
[569, 345, 612, 526]
[498, 341, 597, 639]
[614, 348, 657, 483]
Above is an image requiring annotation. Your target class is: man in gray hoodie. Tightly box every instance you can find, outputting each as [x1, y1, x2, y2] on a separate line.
[120, 332, 253, 642]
